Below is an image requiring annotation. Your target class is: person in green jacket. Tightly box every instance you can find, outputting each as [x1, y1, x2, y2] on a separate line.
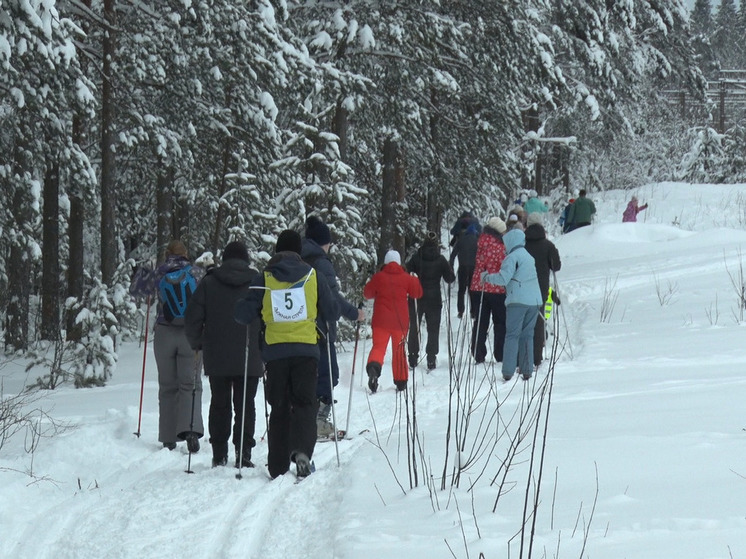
[567, 189, 596, 230]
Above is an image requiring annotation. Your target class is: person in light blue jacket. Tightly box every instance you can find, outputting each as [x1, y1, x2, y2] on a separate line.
[480, 229, 542, 381]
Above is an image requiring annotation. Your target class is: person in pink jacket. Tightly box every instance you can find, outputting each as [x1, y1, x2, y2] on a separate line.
[622, 196, 648, 222]
[364, 250, 423, 393]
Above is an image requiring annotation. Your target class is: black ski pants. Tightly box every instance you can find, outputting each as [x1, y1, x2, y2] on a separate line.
[408, 298, 442, 360]
[456, 265, 474, 316]
[533, 315, 545, 367]
[208, 375, 259, 461]
[264, 356, 318, 478]
[470, 291, 506, 363]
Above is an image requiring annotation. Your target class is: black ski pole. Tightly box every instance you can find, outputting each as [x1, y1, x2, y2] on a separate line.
[344, 307, 362, 435]
[185, 351, 201, 474]
[260, 373, 269, 442]
[326, 322, 341, 465]
[551, 270, 574, 359]
[134, 294, 151, 437]
[236, 326, 251, 480]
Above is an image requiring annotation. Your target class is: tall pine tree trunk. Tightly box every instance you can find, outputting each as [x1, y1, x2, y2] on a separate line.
[521, 105, 540, 194]
[6, 143, 33, 351]
[156, 169, 173, 264]
[394, 151, 406, 258]
[41, 157, 60, 341]
[66, 0, 91, 342]
[378, 137, 397, 264]
[333, 100, 348, 162]
[100, 0, 118, 284]
[379, 137, 406, 264]
[212, 137, 232, 253]
[427, 88, 443, 235]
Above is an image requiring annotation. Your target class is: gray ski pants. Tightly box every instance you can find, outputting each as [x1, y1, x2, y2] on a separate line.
[502, 304, 540, 380]
[153, 323, 204, 443]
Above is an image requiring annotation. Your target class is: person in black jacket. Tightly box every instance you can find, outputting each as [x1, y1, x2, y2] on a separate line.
[407, 231, 456, 370]
[301, 216, 365, 438]
[524, 214, 562, 368]
[184, 241, 263, 468]
[234, 230, 338, 479]
[449, 223, 479, 319]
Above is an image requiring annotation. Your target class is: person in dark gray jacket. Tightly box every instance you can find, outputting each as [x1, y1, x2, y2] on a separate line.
[301, 216, 364, 438]
[185, 241, 263, 468]
[408, 231, 455, 369]
[449, 223, 479, 319]
[524, 213, 561, 368]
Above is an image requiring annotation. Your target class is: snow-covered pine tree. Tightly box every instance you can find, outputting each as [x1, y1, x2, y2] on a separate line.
[0, 0, 94, 352]
[712, 0, 740, 70]
[677, 126, 726, 182]
[535, 0, 704, 196]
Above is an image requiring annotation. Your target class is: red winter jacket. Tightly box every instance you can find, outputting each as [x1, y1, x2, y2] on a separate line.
[364, 262, 423, 332]
[470, 228, 507, 294]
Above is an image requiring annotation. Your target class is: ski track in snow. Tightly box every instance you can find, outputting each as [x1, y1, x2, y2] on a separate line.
[7, 423, 366, 559]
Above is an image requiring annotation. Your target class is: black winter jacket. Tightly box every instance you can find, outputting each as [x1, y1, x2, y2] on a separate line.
[449, 229, 479, 268]
[234, 252, 338, 363]
[524, 224, 562, 302]
[406, 243, 455, 304]
[184, 258, 263, 378]
[301, 238, 358, 343]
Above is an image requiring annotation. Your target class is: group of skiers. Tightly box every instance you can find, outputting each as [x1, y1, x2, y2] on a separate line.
[129, 187, 656, 479]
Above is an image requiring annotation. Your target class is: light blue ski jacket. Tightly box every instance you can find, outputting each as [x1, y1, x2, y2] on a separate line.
[481, 229, 542, 306]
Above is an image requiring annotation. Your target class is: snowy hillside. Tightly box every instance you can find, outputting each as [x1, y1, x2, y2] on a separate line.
[1, 182, 745, 559]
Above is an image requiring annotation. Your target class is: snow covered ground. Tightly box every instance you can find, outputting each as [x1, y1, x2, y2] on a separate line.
[1, 181, 746, 559]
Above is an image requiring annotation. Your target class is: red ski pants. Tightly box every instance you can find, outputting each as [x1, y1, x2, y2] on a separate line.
[367, 327, 408, 382]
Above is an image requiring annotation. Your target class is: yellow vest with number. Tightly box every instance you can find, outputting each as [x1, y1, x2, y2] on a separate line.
[262, 269, 318, 345]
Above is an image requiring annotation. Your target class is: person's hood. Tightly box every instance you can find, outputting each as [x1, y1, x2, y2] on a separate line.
[419, 243, 440, 261]
[381, 261, 406, 275]
[212, 258, 255, 287]
[265, 252, 312, 283]
[482, 225, 503, 240]
[524, 223, 546, 242]
[301, 237, 326, 261]
[158, 254, 191, 274]
[503, 228, 526, 253]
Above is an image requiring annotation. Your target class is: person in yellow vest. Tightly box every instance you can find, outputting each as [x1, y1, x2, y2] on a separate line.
[234, 229, 338, 479]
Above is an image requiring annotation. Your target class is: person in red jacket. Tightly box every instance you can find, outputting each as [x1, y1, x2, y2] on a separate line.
[364, 249, 423, 393]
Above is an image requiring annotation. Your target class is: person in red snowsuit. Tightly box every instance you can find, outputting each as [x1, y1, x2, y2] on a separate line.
[364, 249, 423, 393]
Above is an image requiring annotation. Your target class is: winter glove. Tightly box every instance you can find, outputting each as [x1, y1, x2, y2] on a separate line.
[480, 271, 489, 284]
[195, 251, 215, 268]
[552, 290, 561, 305]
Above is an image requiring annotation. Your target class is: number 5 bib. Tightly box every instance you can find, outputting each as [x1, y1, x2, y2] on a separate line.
[262, 268, 319, 345]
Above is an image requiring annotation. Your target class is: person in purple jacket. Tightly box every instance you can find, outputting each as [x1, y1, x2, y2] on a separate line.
[130, 240, 205, 452]
[622, 196, 648, 222]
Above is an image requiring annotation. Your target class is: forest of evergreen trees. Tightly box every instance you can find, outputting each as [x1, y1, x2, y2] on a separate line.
[1, 0, 744, 386]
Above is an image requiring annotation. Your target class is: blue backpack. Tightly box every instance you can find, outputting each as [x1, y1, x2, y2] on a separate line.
[159, 265, 197, 324]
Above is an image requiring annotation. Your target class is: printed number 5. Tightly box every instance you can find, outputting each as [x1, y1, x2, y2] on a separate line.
[284, 292, 293, 310]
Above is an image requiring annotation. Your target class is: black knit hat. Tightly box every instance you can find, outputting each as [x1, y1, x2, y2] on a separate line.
[275, 229, 302, 254]
[424, 231, 438, 246]
[305, 215, 331, 246]
[223, 240, 249, 262]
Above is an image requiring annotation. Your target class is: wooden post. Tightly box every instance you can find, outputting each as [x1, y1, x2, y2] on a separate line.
[719, 80, 726, 134]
